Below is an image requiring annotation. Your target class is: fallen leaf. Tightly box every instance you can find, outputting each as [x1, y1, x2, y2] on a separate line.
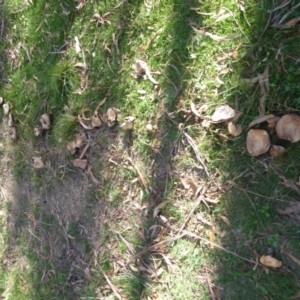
[180, 176, 199, 195]
[220, 215, 231, 227]
[260, 255, 282, 268]
[282, 16, 300, 28]
[32, 156, 44, 169]
[247, 114, 275, 129]
[280, 176, 300, 196]
[153, 200, 172, 218]
[277, 202, 300, 220]
[243, 76, 261, 86]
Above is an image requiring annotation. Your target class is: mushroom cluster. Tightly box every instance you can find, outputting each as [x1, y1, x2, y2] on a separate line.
[210, 104, 242, 137]
[69, 105, 134, 170]
[246, 112, 300, 157]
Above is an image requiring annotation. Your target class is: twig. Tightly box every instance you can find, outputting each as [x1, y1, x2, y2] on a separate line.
[99, 267, 122, 300]
[79, 140, 91, 159]
[185, 230, 258, 265]
[179, 124, 210, 177]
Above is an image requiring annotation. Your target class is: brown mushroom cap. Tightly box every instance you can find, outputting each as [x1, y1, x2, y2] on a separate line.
[211, 105, 235, 123]
[246, 129, 270, 156]
[275, 113, 300, 143]
[270, 145, 286, 157]
[260, 255, 282, 268]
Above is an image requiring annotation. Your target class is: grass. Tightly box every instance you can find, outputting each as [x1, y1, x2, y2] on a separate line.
[1, 0, 300, 299]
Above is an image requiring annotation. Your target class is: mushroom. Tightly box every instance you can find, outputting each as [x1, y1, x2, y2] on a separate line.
[34, 125, 43, 137]
[73, 158, 88, 169]
[9, 127, 17, 140]
[246, 129, 270, 156]
[32, 156, 44, 169]
[227, 122, 242, 137]
[120, 116, 135, 130]
[74, 133, 87, 148]
[107, 108, 119, 127]
[275, 113, 300, 143]
[270, 145, 286, 157]
[0, 97, 4, 105]
[267, 116, 280, 129]
[211, 105, 236, 123]
[67, 141, 77, 155]
[3, 103, 9, 115]
[260, 255, 282, 268]
[40, 114, 51, 130]
[146, 123, 153, 132]
[91, 111, 102, 127]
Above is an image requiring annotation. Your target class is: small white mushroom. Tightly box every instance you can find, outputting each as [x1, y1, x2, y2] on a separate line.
[0, 97, 4, 105]
[227, 122, 242, 137]
[146, 123, 153, 132]
[246, 129, 270, 156]
[91, 111, 102, 127]
[275, 113, 300, 143]
[40, 114, 51, 130]
[120, 116, 135, 130]
[34, 125, 43, 137]
[67, 141, 77, 155]
[32, 156, 44, 169]
[3, 103, 9, 115]
[74, 133, 87, 148]
[107, 108, 117, 127]
[211, 105, 235, 123]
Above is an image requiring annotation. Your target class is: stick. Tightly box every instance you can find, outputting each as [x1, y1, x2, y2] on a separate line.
[99, 267, 122, 300]
[180, 124, 210, 177]
[127, 157, 150, 194]
[177, 186, 208, 234]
